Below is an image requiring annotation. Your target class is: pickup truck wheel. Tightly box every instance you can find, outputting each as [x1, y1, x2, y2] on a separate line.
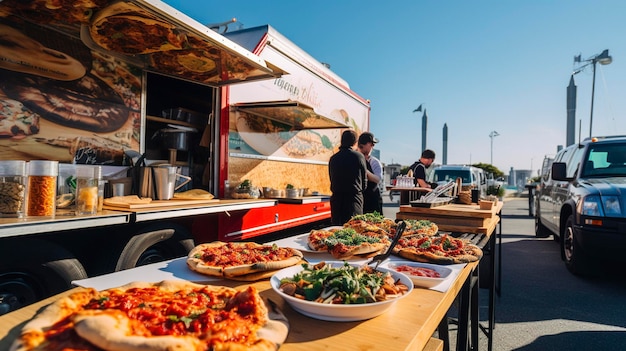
[534, 215, 551, 238]
[0, 240, 87, 315]
[562, 215, 591, 276]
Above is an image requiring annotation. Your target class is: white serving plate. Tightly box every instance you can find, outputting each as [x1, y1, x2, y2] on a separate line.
[386, 261, 452, 289]
[270, 262, 413, 322]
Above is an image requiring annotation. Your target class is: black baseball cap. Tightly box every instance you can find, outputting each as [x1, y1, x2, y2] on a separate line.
[358, 132, 378, 145]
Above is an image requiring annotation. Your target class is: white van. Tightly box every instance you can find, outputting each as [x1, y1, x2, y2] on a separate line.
[429, 165, 488, 197]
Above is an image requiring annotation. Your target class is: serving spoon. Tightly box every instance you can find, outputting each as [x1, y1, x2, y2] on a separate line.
[368, 220, 406, 269]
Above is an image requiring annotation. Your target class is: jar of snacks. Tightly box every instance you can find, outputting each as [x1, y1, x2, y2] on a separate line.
[0, 160, 27, 218]
[27, 160, 58, 217]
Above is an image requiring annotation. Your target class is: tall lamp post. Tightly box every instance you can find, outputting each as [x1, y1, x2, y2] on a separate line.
[489, 131, 499, 165]
[573, 49, 612, 137]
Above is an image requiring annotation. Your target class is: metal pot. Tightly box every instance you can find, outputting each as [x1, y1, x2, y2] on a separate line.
[152, 128, 194, 151]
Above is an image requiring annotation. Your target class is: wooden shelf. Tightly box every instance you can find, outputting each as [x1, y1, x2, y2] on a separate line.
[146, 115, 199, 129]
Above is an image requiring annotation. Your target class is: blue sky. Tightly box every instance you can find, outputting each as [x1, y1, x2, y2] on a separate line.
[164, 0, 626, 175]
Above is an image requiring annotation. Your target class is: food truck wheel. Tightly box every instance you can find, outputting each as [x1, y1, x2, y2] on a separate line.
[114, 224, 195, 271]
[0, 239, 87, 315]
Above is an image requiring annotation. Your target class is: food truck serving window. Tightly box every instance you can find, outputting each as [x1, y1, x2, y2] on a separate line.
[1, 0, 284, 86]
[233, 101, 349, 130]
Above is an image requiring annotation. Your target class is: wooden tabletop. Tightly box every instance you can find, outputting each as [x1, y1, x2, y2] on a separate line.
[397, 201, 503, 234]
[0, 261, 476, 351]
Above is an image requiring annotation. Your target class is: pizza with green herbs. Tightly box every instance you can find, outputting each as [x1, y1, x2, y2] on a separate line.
[392, 234, 482, 264]
[307, 227, 390, 260]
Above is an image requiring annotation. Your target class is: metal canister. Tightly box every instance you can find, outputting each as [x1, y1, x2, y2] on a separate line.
[0, 160, 27, 218]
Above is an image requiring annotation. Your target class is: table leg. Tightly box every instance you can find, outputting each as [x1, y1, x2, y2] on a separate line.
[456, 274, 471, 351]
[470, 273, 479, 350]
[438, 316, 450, 351]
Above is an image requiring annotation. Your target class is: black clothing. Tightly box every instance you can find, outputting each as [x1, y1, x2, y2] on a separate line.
[329, 147, 367, 225]
[363, 159, 382, 214]
[410, 161, 438, 189]
[409, 161, 427, 186]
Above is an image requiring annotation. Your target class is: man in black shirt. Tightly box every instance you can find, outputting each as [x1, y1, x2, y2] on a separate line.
[328, 130, 367, 225]
[409, 149, 438, 189]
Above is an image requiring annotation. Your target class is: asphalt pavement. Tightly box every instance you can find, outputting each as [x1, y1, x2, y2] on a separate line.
[381, 191, 626, 351]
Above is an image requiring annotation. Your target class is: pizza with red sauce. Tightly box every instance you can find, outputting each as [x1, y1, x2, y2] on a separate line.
[10, 280, 288, 351]
[187, 241, 304, 281]
[392, 234, 483, 264]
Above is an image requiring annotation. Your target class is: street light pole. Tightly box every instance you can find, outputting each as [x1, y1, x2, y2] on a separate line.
[573, 49, 612, 138]
[489, 131, 499, 165]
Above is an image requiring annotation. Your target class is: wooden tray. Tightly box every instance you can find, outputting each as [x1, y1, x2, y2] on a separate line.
[103, 199, 220, 210]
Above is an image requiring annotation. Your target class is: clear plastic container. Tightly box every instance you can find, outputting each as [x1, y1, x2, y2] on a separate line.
[27, 160, 58, 217]
[0, 160, 27, 218]
[75, 166, 99, 215]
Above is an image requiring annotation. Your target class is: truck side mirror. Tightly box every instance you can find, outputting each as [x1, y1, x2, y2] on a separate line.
[551, 162, 569, 181]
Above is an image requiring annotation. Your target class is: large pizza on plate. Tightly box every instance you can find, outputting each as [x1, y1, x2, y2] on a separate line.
[393, 233, 483, 265]
[187, 241, 303, 281]
[10, 280, 288, 351]
[307, 227, 390, 260]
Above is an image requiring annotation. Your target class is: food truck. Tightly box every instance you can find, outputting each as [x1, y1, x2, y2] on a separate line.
[0, 0, 370, 313]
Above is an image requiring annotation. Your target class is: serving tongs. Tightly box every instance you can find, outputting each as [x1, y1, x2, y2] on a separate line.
[368, 220, 407, 269]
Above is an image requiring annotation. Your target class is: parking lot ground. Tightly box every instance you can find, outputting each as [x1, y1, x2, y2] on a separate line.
[381, 192, 626, 351]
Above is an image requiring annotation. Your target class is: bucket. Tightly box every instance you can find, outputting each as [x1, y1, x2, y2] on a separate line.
[138, 165, 191, 200]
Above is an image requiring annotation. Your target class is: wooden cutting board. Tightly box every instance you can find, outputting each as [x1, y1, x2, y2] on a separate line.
[103, 198, 220, 210]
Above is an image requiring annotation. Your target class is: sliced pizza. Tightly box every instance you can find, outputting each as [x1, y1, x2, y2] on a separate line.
[393, 233, 483, 265]
[10, 280, 288, 351]
[344, 212, 394, 237]
[402, 219, 439, 236]
[316, 227, 390, 260]
[187, 241, 303, 280]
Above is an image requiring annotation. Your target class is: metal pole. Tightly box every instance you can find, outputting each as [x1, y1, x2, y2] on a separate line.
[490, 135, 493, 165]
[589, 59, 597, 138]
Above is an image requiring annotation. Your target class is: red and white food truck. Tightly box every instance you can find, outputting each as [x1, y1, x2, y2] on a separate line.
[0, 0, 370, 314]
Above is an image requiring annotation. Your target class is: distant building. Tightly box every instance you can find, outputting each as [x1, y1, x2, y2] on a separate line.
[383, 163, 402, 186]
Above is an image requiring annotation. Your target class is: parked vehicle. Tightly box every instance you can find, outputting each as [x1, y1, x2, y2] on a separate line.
[429, 165, 488, 197]
[534, 136, 626, 275]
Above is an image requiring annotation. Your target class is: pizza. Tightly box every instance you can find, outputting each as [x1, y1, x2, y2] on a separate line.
[0, 94, 40, 139]
[307, 227, 390, 260]
[89, 2, 188, 55]
[402, 219, 439, 236]
[393, 233, 483, 264]
[344, 212, 395, 235]
[10, 280, 288, 351]
[187, 241, 304, 281]
[2, 74, 130, 133]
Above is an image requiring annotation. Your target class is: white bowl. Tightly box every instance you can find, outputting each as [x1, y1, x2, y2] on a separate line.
[270, 262, 413, 322]
[386, 262, 452, 289]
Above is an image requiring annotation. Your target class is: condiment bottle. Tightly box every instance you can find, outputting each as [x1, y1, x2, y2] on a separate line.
[0, 160, 27, 218]
[27, 160, 58, 217]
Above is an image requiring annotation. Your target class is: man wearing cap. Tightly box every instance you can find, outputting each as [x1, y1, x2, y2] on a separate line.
[358, 132, 383, 214]
[328, 130, 367, 225]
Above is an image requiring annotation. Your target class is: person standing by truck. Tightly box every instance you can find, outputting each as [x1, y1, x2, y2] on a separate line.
[358, 132, 383, 214]
[329, 130, 367, 225]
[409, 149, 438, 189]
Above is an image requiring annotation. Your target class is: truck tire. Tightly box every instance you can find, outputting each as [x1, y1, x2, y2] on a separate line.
[534, 215, 551, 238]
[561, 215, 591, 276]
[0, 239, 87, 315]
[115, 224, 195, 271]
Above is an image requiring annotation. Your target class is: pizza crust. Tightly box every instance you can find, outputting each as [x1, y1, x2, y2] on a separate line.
[11, 281, 288, 351]
[187, 242, 304, 279]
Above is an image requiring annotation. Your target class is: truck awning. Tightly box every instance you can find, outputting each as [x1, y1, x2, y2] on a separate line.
[1, 0, 285, 86]
[233, 101, 349, 130]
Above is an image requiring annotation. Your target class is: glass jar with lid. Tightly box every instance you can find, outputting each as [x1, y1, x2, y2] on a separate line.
[27, 160, 58, 217]
[0, 160, 27, 218]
